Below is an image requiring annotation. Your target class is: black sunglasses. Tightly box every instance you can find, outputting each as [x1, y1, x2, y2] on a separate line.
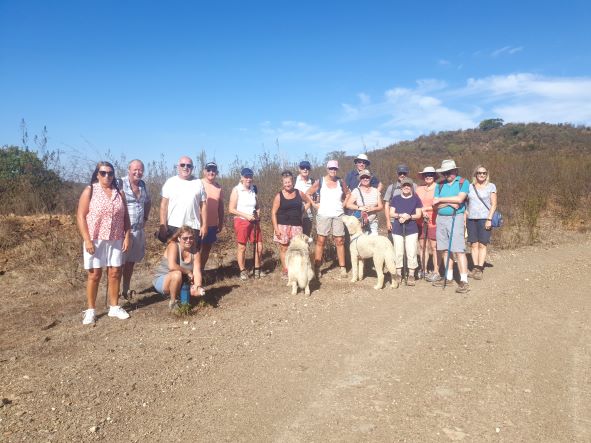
[206, 168, 218, 173]
[98, 170, 114, 177]
[179, 163, 194, 169]
[423, 173, 436, 177]
[328, 167, 338, 171]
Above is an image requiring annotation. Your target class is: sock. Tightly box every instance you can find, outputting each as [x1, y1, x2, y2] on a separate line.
[446, 269, 454, 280]
[460, 273, 468, 283]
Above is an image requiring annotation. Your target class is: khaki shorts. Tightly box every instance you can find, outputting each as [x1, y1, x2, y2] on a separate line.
[316, 215, 345, 237]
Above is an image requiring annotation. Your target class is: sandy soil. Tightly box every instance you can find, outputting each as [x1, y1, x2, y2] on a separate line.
[1, 233, 590, 442]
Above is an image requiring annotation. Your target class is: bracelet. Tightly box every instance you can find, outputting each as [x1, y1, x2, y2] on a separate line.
[486, 218, 492, 221]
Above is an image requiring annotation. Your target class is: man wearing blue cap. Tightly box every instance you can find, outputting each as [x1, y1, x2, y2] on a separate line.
[294, 160, 314, 236]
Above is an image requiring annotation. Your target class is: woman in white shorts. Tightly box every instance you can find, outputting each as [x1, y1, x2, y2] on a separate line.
[77, 161, 131, 325]
[306, 160, 350, 277]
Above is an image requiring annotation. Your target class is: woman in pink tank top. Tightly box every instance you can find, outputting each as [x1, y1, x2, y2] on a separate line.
[77, 161, 131, 325]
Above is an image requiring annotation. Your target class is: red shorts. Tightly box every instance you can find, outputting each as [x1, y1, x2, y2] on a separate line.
[418, 222, 437, 241]
[234, 217, 263, 244]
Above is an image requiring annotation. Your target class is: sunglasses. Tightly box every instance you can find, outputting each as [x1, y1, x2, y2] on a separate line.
[300, 167, 310, 171]
[360, 176, 371, 180]
[397, 172, 407, 176]
[206, 168, 218, 173]
[476, 171, 488, 175]
[180, 236, 194, 241]
[328, 167, 338, 171]
[179, 163, 194, 169]
[98, 170, 114, 177]
[355, 160, 369, 164]
[423, 173, 436, 177]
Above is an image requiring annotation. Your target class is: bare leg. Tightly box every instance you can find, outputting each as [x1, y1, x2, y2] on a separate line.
[429, 239, 439, 272]
[455, 252, 469, 275]
[107, 266, 122, 306]
[201, 242, 212, 270]
[334, 236, 345, 267]
[86, 268, 102, 309]
[255, 242, 263, 268]
[279, 243, 288, 272]
[237, 242, 247, 271]
[314, 235, 326, 266]
[477, 243, 488, 267]
[470, 241, 480, 269]
[166, 270, 183, 302]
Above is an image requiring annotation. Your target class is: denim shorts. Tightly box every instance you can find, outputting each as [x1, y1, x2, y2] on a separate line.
[153, 275, 166, 295]
[467, 218, 492, 245]
[202, 226, 218, 245]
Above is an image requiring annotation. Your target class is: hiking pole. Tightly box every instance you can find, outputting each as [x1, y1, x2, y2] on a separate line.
[442, 208, 458, 290]
[421, 215, 429, 279]
[402, 221, 408, 286]
[252, 210, 258, 277]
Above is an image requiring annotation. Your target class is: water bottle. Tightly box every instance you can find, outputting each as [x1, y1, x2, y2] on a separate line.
[180, 283, 190, 305]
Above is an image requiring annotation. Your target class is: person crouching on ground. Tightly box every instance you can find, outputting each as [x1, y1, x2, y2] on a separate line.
[229, 168, 263, 280]
[306, 160, 351, 278]
[344, 169, 383, 235]
[200, 162, 224, 273]
[271, 170, 315, 278]
[120, 159, 151, 300]
[153, 225, 205, 310]
[388, 178, 423, 286]
[432, 159, 470, 293]
[77, 161, 131, 325]
[466, 165, 497, 280]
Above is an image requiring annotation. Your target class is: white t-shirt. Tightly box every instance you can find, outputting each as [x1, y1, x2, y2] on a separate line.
[161, 176, 207, 230]
[294, 175, 313, 219]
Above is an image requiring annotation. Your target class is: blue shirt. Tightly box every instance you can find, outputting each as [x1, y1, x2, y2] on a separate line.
[390, 194, 423, 235]
[345, 169, 380, 190]
[434, 176, 470, 216]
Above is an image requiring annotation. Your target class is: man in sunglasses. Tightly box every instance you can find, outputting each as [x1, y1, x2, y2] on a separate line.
[200, 161, 224, 270]
[158, 156, 207, 244]
[345, 153, 383, 192]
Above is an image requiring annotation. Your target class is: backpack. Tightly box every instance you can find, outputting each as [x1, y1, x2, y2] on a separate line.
[317, 176, 348, 203]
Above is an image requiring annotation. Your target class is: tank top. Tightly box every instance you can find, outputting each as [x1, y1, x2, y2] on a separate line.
[234, 183, 257, 220]
[153, 243, 194, 280]
[318, 178, 344, 217]
[277, 190, 303, 226]
[86, 183, 125, 240]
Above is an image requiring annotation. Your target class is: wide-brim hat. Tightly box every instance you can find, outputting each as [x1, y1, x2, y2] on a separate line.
[354, 153, 370, 165]
[418, 166, 437, 175]
[436, 159, 459, 173]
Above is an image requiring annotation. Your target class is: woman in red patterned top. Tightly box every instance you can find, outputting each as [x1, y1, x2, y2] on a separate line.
[77, 161, 131, 325]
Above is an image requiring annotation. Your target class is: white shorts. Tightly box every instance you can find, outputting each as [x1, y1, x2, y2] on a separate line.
[123, 229, 145, 263]
[83, 239, 123, 270]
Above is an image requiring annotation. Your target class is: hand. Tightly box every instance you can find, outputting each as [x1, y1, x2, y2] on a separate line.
[432, 198, 440, 206]
[84, 239, 95, 254]
[386, 221, 392, 232]
[122, 236, 131, 253]
[188, 272, 194, 283]
[485, 220, 492, 231]
[274, 227, 281, 238]
[200, 229, 207, 240]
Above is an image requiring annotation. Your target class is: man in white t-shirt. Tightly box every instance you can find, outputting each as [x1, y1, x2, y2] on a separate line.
[294, 160, 314, 236]
[158, 156, 207, 244]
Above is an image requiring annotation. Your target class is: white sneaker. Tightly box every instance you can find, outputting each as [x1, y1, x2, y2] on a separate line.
[108, 306, 130, 320]
[82, 309, 96, 325]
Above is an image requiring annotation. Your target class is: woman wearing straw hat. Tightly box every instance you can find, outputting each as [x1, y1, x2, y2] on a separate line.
[415, 166, 440, 281]
[466, 165, 497, 280]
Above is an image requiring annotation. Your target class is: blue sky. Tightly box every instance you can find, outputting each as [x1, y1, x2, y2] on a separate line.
[1, 0, 590, 174]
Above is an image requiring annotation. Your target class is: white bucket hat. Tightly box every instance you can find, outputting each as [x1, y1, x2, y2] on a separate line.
[436, 159, 459, 173]
[354, 153, 370, 165]
[418, 166, 437, 175]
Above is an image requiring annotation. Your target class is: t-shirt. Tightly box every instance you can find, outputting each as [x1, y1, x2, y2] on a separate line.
[345, 169, 380, 190]
[383, 181, 417, 202]
[467, 183, 497, 219]
[294, 175, 313, 219]
[415, 184, 436, 229]
[434, 176, 470, 216]
[350, 187, 380, 223]
[390, 194, 423, 236]
[161, 176, 207, 229]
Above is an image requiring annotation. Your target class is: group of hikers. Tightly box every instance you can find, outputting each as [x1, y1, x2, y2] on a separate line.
[76, 153, 498, 325]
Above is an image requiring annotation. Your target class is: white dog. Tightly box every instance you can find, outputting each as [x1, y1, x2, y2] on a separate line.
[342, 215, 398, 289]
[285, 234, 315, 295]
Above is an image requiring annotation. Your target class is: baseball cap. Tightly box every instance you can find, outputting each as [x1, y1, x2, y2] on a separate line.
[326, 160, 339, 169]
[400, 177, 414, 187]
[397, 164, 410, 174]
[299, 160, 312, 169]
[205, 162, 218, 171]
[240, 167, 254, 177]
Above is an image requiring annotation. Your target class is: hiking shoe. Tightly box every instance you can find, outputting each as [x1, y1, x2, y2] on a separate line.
[407, 276, 416, 286]
[314, 265, 322, 279]
[82, 309, 96, 325]
[254, 268, 262, 279]
[417, 270, 424, 280]
[240, 269, 249, 281]
[472, 269, 483, 280]
[169, 299, 180, 310]
[426, 272, 442, 282]
[108, 306, 130, 320]
[456, 281, 471, 294]
[433, 279, 454, 288]
[340, 267, 348, 278]
[121, 289, 135, 301]
[281, 270, 288, 280]
[468, 269, 477, 279]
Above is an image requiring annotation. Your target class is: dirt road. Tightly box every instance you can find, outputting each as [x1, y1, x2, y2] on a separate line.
[1, 236, 590, 442]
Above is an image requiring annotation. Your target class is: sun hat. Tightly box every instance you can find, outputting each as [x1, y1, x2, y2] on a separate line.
[240, 167, 254, 177]
[418, 166, 437, 175]
[436, 159, 459, 173]
[397, 164, 410, 174]
[358, 169, 372, 178]
[400, 177, 414, 187]
[299, 160, 312, 169]
[326, 160, 339, 169]
[205, 162, 218, 171]
[354, 153, 370, 165]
